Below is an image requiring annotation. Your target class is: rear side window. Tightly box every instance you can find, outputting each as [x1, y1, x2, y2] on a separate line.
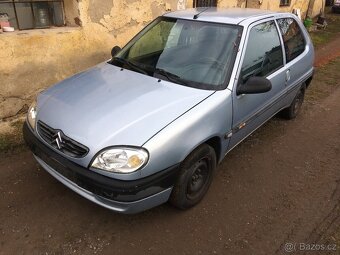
[277, 18, 306, 63]
[240, 21, 284, 84]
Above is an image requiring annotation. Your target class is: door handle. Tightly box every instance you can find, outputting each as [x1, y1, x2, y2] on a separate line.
[286, 69, 291, 82]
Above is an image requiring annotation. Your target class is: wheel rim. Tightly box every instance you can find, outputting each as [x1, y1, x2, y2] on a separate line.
[186, 158, 210, 201]
[293, 91, 303, 115]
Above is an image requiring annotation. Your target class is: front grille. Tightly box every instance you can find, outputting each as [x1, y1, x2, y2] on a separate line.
[37, 121, 89, 158]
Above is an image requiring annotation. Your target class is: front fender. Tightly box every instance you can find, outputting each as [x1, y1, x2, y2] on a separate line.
[141, 90, 233, 178]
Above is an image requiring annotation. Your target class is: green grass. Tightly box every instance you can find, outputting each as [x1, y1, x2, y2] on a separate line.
[310, 7, 340, 48]
[305, 57, 340, 104]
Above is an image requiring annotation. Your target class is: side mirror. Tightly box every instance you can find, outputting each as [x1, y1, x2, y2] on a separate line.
[111, 46, 121, 58]
[237, 76, 272, 95]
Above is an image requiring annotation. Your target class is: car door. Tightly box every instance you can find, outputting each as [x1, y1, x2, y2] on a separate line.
[276, 16, 312, 105]
[228, 19, 287, 150]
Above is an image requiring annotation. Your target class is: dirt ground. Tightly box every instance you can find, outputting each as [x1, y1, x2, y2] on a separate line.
[1, 39, 340, 255]
[314, 36, 340, 67]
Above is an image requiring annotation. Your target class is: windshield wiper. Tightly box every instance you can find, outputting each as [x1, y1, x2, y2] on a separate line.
[154, 68, 188, 86]
[111, 57, 148, 75]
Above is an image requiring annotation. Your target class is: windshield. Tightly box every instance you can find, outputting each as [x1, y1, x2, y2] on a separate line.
[110, 17, 242, 90]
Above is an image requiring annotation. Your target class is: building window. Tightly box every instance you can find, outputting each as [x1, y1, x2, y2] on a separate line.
[0, 0, 65, 30]
[194, 0, 217, 7]
[280, 0, 291, 6]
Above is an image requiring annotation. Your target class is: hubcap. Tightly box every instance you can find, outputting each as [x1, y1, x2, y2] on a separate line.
[186, 159, 209, 200]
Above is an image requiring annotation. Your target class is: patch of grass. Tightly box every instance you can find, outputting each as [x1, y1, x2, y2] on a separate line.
[0, 119, 26, 154]
[310, 7, 340, 48]
[310, 32, 332, 47]
[305, 57, 340, 104]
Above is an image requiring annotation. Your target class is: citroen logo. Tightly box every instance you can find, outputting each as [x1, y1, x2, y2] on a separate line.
[54, 131, 63, 149]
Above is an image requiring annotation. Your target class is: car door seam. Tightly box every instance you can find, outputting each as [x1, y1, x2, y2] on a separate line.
[231, 90, 287, 134]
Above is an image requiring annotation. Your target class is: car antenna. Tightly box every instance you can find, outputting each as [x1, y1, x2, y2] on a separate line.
[193, 7, 209, 19]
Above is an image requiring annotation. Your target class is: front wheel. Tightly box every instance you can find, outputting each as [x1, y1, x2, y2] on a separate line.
[170, 144, 216, 209]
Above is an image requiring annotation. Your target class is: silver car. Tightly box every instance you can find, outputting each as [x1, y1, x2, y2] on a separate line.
[24, 8, 314, 214]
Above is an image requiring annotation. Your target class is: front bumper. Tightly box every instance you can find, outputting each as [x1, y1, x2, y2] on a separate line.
[23, 122, 180, 214]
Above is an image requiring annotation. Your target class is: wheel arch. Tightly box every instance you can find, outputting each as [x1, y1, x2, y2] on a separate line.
[204, 136, 223, 164]
[305, 76, 313, 89]
[177, 135, 223, 168]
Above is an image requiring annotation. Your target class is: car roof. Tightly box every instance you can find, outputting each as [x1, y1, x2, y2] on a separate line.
[163, 7, 279, 25]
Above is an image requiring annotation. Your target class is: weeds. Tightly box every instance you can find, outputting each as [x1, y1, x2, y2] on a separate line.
[305, 58, 340, 104]
[310, 7, 340, 48]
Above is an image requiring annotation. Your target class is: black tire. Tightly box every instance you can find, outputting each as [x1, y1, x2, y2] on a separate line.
[170, 144, 216, 210]
[280, 85, 306, 120]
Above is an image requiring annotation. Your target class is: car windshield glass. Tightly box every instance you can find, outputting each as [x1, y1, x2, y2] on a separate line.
[110, 17, 241, 90]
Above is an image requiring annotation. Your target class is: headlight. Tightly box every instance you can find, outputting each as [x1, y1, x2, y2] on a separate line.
[27, 100, 37, 130]
[91, 147, 149, 173]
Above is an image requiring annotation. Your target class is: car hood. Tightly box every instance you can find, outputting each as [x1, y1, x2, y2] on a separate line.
[37, 62, 214, 153]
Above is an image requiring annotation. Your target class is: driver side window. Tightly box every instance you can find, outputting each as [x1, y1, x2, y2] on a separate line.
[240, 21, 284, 84]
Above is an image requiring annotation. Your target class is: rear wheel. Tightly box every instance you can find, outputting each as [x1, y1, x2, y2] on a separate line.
[170, 144, 216, 209]
[281, 84, 305, 120]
